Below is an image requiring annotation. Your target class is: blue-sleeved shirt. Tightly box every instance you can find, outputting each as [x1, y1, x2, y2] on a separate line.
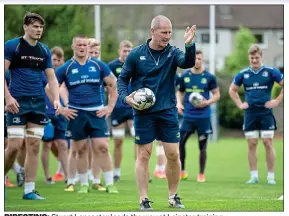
[117, 39, 196, 115]
[56, 57, 111, 110]
[233, 65, 283, 115]
[108, 58, 132, 109]
[4, 37, 53, 98]
[178, 69, 218, 118]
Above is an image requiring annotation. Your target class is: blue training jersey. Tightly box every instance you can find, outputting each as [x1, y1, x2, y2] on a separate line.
[108, 58, 132, 109]
[233, 65, 283, 115]
[4, 37, 53, 98]
[56, 57, 112, 110]
[117, 39, 196, 115]
[178, 69, 218, 119]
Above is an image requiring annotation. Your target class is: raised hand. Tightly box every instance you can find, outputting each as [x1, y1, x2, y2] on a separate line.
[184, 25, 196, 45]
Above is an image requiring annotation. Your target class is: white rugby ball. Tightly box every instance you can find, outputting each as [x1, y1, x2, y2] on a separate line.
[133, 88, 156, 110]
[189, 92, 203, 106]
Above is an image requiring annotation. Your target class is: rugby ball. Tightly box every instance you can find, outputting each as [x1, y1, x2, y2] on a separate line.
[189, 92, 203, 106]
[133, 88, 156, 110]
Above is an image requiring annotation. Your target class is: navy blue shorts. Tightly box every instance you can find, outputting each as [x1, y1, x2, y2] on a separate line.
[111, 107, 133, 127]
[6, 96, 48, 127]
[180, 117, 212, 135]
[134, 107, 180, 145]
[243, 113, 277, 131]
[67, 109, 109, 141]
[42, 114, 68, 142]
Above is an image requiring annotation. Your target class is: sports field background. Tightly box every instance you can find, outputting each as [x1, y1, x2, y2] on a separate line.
[5, 137, 284, 211]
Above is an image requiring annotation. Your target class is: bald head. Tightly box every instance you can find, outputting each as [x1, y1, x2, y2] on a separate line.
[151, 15, 172, 29]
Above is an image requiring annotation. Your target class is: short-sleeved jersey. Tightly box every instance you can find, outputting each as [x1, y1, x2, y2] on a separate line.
[178, 69, 218, 118]
[108, 58, 131, 109]
[4, 37, 53, 98]
[56, 57, 111, 110]
[233, 66, 283, 115]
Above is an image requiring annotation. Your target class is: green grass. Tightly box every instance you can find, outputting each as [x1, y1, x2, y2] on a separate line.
[5, 137, 284, 211]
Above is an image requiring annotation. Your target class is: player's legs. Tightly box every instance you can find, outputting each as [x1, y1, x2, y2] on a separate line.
[54, 138, 68, 182]
[89, 111, 118, 193]
[154, 140, 167, 179]
[134, 112, 156, 210]
[112, 122, 126, 181]
[196, 118, 212, 182]
[157, 107, 184, 209]
[75, 139, 89, 193]
[65, 139, 78, 191]
[24, 122, 45, 199]
[179, 118, 194, 180]
[260, 114, 277, 184]
[4, 126, 26, 176]
[16, 140, 26, 187]
[41, 141, 54, 183]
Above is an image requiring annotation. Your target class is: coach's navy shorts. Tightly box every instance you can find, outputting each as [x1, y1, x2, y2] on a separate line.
[180, 117, 212, 135]
[134, 107, 180, 145]
[67, 109, 109, 141]
[111, 107, 133, 127]
[42, 114, 68, 142]
[6, 96, 48, 127]
[243, 113, 277, 132]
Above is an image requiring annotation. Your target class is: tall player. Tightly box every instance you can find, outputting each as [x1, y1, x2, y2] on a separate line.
[176, 50, 220, 182]
[4, 12, 60, 200]
[117, 15, 196, 210]
[108, 40, 134, 182]
[55, 35, 119, 194]
[229, 45, 283, 184]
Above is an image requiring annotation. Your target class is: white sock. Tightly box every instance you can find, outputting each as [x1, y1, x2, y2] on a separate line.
[159, 164, 166, 172]
[169, 194, 176, 199]
[79, 173, 89, 186]
[67, 178, 74, 185]
[114, 168, 121, 177]
[73, 173, 79, 184]
[103, 171, 114, 186]
[93, 178, 101, 184]
[56, 161, 64, 174]
[13, 163, 22, 174]
[251, 170, 258, 178]
[24, 182, 35, 194]
[267, 172, 275, 180]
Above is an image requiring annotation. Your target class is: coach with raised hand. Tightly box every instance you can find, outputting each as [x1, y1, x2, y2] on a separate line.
[117, 15, 196, 210]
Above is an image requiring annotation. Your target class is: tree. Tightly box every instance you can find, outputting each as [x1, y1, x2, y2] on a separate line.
[218, 27, 257, 129]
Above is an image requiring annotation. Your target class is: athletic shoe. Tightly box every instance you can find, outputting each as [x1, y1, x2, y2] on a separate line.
[23, 190, 45, 200]
[168, 194, 185, 208]
[140, 198, 153, 211]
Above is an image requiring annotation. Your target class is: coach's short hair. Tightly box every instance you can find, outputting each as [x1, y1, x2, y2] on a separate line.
[119, 40, 133, 49]
[23, 12, 45, 26]
[196, 50, 203, 55]
[88, 38, 101, 48]
[248, 45, 262, 56]
[51, 46, 64, 59]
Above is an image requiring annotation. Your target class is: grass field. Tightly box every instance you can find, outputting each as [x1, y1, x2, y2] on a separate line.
[4, 137, 284, 212]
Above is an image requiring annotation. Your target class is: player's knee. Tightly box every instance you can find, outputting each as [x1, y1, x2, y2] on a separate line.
[112, 128, 125, 139]
[97, 142, 109, 155]
[26, 127, 44, 139]
[166, 151, 179, 162]
[69, 148, 78, 158]
[263, 139, 273, 150]
[56, 140, 68, 152]
[137, 147, 152, 161]
[78, 145, 88, 156]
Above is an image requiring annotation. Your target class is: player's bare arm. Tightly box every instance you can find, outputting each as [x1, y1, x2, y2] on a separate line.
[265, 79, 284, 109]
[195, 87, 220, 108]
[229, 83, 248, 110]
[4, 59, 19, 114]
[45, 68, 60, 111]
[97, 73, 117, 119]
[176, 91, 185, 115]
